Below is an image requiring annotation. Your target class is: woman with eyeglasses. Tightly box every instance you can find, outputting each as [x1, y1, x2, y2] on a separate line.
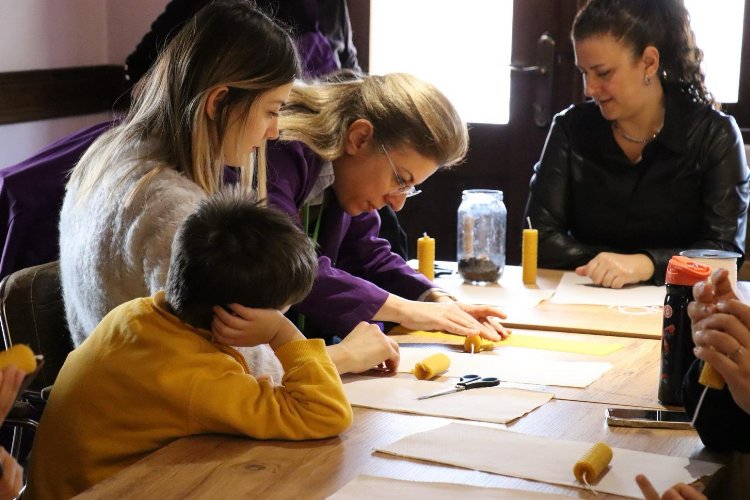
[213, 72, 509, 353]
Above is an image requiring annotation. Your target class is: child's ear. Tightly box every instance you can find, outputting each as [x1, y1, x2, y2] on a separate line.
[206, 86, 230, 121]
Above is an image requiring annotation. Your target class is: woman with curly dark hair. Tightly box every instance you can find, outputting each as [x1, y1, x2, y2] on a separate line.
[524, 0, 749, 288]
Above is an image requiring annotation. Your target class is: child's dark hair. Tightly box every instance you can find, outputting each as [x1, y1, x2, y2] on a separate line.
[165, 190, 317, 330]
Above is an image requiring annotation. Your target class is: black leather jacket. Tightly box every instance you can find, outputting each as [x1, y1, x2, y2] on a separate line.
[524, 86, 749, 285]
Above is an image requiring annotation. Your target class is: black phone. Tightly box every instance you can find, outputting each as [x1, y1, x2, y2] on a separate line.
[606, 408, 692, 430]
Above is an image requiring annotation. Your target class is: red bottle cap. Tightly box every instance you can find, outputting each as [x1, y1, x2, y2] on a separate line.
[665, 255, 712, 286]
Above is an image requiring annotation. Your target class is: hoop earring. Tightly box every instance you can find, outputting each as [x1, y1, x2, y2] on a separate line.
[644, 74, 652, 86]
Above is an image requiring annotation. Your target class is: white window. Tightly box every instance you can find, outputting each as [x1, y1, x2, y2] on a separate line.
[369, 1, 745, 125]
[685, 0, 745, 103]
[369, 0, 513, 125]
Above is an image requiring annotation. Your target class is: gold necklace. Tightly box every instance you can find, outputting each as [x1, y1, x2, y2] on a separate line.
[611, 121, 662, 144]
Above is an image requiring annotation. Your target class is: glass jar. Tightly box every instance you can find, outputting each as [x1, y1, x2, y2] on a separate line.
[456, 189, 506, 283]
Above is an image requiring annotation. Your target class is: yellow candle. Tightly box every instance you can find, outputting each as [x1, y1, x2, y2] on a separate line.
[522, 229, 538, 284]
[699, 361, 725, 390]
[573, 442, 613, 484]
[463, 335, 482, 354]
[0, 344, 37, 373]
[417, 233, 435, 280]
[412, 353, 450, 380]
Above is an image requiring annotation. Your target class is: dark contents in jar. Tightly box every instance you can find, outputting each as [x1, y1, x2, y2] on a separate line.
[458, 257, 500, 282]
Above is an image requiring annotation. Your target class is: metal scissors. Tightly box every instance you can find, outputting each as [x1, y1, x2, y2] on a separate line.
[417, 374, 500, 400]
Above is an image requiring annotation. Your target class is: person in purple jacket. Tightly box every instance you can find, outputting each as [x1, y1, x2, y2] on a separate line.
[214, 72, 510, 346]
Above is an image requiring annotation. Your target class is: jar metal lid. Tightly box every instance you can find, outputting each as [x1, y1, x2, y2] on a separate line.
[679, 249, 741, 259]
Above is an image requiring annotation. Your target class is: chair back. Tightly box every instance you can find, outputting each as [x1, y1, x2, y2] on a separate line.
[0, 261, 73, 391]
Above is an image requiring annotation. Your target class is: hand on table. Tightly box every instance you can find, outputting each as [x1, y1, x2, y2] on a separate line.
[0, 367, 24, 422]
[397, 300, 508, 341]
[329, 322, 399, 374]
[212, 304, 303, 350]
[0, 447, 22, 500]
[455, 302, 511, 340]
[636, 474, 706, 500]
[690, 297, 750, 414]
[575, 252, 654, 288]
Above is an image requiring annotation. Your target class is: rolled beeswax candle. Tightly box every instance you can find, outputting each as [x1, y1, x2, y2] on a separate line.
[412, 353, 450, 380]
[573, 441, 613, 484]
[699, 361, 725, 390]
[522, 228, 538, 284]
[0, 344, 37, 373]
[417, 233, 435, 280]
[463, 335, 482, 354]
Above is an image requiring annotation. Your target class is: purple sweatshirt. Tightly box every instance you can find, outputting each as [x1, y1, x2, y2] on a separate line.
[266, 140, 433, 339]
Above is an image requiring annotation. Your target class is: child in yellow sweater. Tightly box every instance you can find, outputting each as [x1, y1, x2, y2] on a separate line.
[25, 191, 353, 499]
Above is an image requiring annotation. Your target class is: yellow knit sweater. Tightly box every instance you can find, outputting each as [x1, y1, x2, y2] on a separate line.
[26, 292, 352, 499]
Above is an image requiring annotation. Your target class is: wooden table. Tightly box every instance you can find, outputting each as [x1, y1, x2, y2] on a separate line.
[436, 265, 750, 339]
[393, 329, 665, 409]
[76, 402, 722, 500]
[437, 266, 664, 339]
[77, 327, 722, 499]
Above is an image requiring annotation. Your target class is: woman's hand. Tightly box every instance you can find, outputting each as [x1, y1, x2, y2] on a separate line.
[687, 269, 738, 326]
[374, 294, 509, 341]
[575, 252, 654, 288]
[0, 367, 24, 423]
[636, 474, 706, 500]
[328, 322, 400, 374]
[454, 302, 510, 339]
[691, 298, 750, 414]
[211, 304, 303, 350]
[0, 447, 22, 500]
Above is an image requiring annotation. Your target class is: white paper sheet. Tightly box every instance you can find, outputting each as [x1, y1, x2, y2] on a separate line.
[328, 475, 573, 499]
[434, 275, 554, 309]
[407, 260, 554, 309]
[376, 422, 721, 499]
[344, 378, 552, 424]
[398, 347, 611, 388]
[549, 272, 666, 307]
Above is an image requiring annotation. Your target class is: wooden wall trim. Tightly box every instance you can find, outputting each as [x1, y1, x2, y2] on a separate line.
[0, 65, 127, 125]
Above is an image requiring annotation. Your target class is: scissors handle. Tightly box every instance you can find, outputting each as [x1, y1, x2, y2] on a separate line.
[417, 375, 500, 400]
[459, 376, 500, 390]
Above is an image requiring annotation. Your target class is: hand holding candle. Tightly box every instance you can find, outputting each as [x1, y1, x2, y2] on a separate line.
[522, 217, 538, 285]
[417, 232, 435, 280]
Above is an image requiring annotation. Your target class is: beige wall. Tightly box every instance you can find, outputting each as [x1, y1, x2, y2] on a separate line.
[0, 0, 170, 166]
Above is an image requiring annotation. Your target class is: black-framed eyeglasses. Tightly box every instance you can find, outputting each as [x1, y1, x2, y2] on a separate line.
[380, 144, 422, 198]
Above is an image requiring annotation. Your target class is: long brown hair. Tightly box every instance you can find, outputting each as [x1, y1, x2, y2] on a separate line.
[71, 0, 300, 204]
[572, 0, 716, 108]
[279, 73, 468, 168]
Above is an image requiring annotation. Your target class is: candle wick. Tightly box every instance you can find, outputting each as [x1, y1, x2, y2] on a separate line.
[423, 232, 428, 237]
[526, 217, 533, 230]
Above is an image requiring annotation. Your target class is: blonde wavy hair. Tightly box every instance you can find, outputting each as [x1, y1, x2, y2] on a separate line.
[278, 73, 468, 167]
[70, 0, 299, 205]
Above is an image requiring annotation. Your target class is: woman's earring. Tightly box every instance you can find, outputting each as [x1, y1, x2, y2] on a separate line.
[644, 74, 652, 86]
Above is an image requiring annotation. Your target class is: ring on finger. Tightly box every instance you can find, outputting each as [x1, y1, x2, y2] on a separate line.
[728, 345, 746, 362]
